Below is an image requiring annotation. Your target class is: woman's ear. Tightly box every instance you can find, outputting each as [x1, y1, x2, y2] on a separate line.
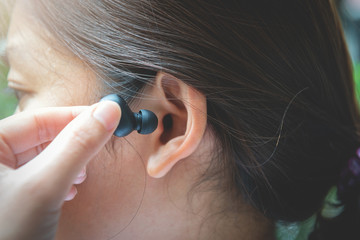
[146, 72, 207, 178]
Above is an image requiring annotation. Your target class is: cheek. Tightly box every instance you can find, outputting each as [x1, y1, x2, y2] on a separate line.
[19, 79, 99, 111]
[17, 91, 74, 111]
[57, 138, 149, 238]
[87, 138, 148, 210]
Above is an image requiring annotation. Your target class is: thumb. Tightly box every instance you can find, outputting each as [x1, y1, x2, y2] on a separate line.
[21, 100, 121, 205]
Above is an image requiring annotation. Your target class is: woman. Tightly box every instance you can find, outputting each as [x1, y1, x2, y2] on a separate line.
[0, 0, 359, 239]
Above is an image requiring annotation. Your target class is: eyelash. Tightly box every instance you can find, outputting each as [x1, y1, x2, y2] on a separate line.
[14, 89, 24, 101]
[4, 86, 24, 102]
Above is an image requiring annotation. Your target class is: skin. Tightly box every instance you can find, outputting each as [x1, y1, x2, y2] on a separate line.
[0, 102, 121, 240]
[2, 0, 274, 239]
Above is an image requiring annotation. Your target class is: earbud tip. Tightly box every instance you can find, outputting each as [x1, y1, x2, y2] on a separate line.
[138, 110, 158, 134]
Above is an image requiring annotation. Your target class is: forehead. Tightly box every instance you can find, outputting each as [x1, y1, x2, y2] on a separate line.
[5, 1, 99, 104]
[7, 2, 66, 72]
[7, 1, 91, 79]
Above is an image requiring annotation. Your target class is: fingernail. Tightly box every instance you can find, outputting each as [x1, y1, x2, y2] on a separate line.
[74, 167, 87, 184]
[93, 101, 119, 131]
[65, 187, 78, 201]
[74, 174, 87, 185]
[77, 167, 86, 178]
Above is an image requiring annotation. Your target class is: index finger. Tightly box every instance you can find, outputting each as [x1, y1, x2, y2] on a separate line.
[0, 106, 89, 155]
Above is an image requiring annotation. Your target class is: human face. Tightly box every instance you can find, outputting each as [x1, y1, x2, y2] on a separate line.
[5, 0, 252, 239]
[4, 8, 98, 110]
[5, 1, 154, 239]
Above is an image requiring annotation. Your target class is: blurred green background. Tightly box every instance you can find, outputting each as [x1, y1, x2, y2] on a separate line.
[354, 64, 360, 104]
[0, 0, 16, 119]
[0, 61, 17, 119]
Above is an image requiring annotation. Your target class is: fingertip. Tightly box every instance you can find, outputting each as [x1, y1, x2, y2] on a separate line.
[93, 101, 121, 131]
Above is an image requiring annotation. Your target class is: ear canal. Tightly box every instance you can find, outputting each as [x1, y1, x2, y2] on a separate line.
[100, 94, 158, 137]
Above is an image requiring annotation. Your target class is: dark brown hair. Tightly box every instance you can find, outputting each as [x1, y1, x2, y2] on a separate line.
[32, 0, 360, 238]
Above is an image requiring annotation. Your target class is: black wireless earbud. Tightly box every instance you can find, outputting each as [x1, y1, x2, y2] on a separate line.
[100, 94, 158, 137]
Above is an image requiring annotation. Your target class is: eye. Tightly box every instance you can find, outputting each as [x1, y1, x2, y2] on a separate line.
[1, 86, 20, 115]
[6, 79, 34, 112]
[5, 85, 29, 104]
[12, 88, 25, 101]
[4, 86, 20, 101]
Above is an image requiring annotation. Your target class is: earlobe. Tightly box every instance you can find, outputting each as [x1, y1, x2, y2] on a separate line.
[146, 72, 207, 178]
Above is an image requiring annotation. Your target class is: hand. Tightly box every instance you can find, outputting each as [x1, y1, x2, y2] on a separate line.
[0, 101, 121, 240]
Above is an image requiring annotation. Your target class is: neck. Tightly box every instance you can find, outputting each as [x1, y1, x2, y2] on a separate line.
[115, 131, 275, 240]
[115, 175, 274, 240]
